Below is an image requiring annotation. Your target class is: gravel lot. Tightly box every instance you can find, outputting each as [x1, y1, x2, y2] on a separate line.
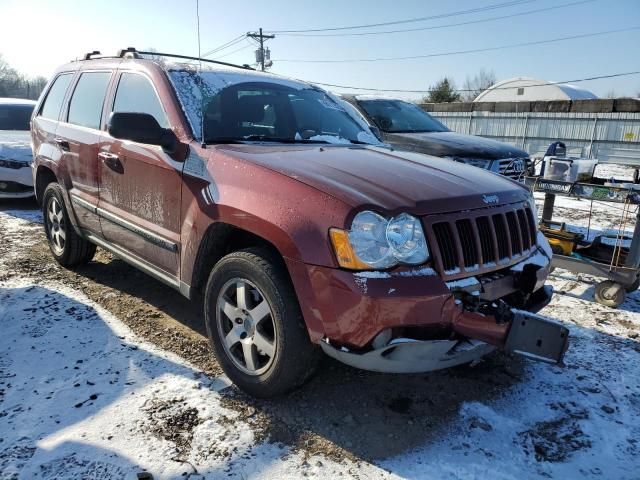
[1, 195, 639, 479]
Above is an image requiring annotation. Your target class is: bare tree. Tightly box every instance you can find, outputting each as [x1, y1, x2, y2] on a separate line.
[0, 54, 48, 99]
[461, 69, 497, 102]
[604, 89, 617, 99]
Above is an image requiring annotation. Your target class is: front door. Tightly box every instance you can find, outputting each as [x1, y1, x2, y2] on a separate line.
[98, 71, 183, 277]
[56, 70, 113, 234]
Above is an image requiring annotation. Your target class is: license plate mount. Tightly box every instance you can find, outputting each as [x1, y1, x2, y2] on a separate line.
[505, 311, 569, 364]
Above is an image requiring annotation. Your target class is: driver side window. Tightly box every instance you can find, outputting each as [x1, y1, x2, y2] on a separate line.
[112, 73, 169, 128]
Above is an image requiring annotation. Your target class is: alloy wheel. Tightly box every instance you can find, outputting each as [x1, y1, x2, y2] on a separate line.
[216, 277, 277, 375]
[46, 197, 66, 255]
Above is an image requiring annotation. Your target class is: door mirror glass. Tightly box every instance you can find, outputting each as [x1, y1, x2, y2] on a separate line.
[108, 112, 178, 153]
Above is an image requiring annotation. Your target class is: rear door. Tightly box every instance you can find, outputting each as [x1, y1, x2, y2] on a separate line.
[98, 70, 183, 277]
[31, 72, 75, 198]
[56, 70, 113, 234]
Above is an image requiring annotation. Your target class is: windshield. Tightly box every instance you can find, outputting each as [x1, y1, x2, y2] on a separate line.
[358, 99, 449, 134]
[168, 69, 379, 145]
[0, 104, 34, 130]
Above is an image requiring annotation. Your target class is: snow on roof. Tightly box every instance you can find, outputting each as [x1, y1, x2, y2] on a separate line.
[474, 77, 598, 102]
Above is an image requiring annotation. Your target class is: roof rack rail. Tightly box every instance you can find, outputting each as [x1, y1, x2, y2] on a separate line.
[83, 50, 102, 60]
[135, 49, 255, 71]
[118, 47, 141, 59]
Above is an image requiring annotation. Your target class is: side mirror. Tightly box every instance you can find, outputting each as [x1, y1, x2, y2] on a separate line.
[108, 112, 181, 156]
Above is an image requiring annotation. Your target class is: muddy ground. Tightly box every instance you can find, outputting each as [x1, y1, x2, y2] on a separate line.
[1, 196, 639, 478]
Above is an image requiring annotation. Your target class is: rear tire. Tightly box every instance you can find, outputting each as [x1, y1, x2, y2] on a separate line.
[204, 248, 320, 397]
[42, 183, 96, 267]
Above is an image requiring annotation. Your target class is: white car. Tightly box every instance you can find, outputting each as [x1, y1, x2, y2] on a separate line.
[0, 98, 36, 198]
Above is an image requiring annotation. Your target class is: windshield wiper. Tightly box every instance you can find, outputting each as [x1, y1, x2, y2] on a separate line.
[205, 135, 368, 145]
[203, 137, 246, 145]
[205, 135, 330, 144]
[243, 135, 331, 144]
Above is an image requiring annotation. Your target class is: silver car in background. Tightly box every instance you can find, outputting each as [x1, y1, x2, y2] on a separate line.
[0, 98, 36, 198]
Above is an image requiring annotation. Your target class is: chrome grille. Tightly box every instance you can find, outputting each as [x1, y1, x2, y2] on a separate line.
[497, 157, 531, 179]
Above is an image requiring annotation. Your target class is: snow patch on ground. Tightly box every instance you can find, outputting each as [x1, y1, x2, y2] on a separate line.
[0, 276, 387, 479]
[2, 195, 640, 479]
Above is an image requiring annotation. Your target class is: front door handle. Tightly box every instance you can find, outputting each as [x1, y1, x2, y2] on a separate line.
[54, 137, 70, 151]
[98, 151, 124, 174]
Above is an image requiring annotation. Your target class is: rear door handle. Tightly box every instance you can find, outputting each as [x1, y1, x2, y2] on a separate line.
[54, 137, 70, 151]
[98, 151, 124, 174]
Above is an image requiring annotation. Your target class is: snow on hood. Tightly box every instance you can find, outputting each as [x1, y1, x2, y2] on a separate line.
[0, 130, 33, 163]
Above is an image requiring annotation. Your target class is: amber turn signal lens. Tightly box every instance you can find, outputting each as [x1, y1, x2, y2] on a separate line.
[329, 228, 371, 270]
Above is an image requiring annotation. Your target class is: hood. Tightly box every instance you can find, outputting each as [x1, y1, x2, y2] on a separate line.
[217, 144, 530, 215]
[0, 131, 33, 163]
[385, 131, 529, 160]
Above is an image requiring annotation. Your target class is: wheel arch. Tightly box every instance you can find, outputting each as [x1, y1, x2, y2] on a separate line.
[189, 221, 290, 295]
[34, 164, 58, 206]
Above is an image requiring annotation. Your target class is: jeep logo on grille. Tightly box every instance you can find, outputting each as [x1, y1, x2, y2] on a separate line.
[482, 194, 499, 204]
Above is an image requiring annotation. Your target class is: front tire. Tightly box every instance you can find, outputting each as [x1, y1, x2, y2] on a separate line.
[204, 248, 320, 397]
[42, 183, 96, 267]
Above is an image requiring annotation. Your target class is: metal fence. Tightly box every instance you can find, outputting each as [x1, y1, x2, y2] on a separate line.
[429, 111, 640, 163]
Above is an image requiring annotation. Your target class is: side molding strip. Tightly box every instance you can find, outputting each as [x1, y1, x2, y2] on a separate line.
[71, 194, 178, 252]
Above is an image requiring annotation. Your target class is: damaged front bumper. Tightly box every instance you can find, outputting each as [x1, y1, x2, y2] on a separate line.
[292, 241, 569, 374]
[320, 284, 567, 373]
[321, 337, 496, 373]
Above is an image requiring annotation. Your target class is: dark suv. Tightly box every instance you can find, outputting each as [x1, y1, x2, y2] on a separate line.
[31, 49, 567, 397]
[340, 95, 533, 179]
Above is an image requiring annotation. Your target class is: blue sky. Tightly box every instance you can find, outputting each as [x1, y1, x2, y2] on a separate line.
[1, 0, 639, 99]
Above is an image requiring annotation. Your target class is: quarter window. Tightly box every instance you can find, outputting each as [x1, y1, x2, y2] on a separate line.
[113, 73, 168, 128]
[40, 73, 73, 121]
[67, 72, 111, 129]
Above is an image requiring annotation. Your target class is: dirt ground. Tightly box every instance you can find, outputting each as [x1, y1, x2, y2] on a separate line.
[1, 196, 639, 478]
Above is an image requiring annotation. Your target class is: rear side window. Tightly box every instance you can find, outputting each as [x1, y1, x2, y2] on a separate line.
[67, 72, 111, 129]
[40, 73, 73, 121]
[113, 73, 168, 128]
[0, 104, 34, 130]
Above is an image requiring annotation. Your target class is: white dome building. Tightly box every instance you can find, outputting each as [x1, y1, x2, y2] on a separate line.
[474, 77, 598, 102]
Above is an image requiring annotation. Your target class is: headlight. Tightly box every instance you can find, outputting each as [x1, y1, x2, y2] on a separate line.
[386, 213, 428, 264]
[330, 210, 430, 270]
[349, 211, 396, 268]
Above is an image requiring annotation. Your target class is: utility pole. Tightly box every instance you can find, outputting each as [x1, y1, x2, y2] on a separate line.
[247, 28, 274, 71]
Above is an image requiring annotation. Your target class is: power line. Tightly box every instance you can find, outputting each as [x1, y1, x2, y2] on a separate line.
[266, 0, 535, 33]
[276, 0, 595, 37]
[212, 41, 254, 60]
[273, 26, 640, 63]
[202, 34, 246, 57]
[303, 71, 640, 94]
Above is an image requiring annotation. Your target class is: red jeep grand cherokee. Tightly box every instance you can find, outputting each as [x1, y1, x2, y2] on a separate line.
[31, 49, 568, 397]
